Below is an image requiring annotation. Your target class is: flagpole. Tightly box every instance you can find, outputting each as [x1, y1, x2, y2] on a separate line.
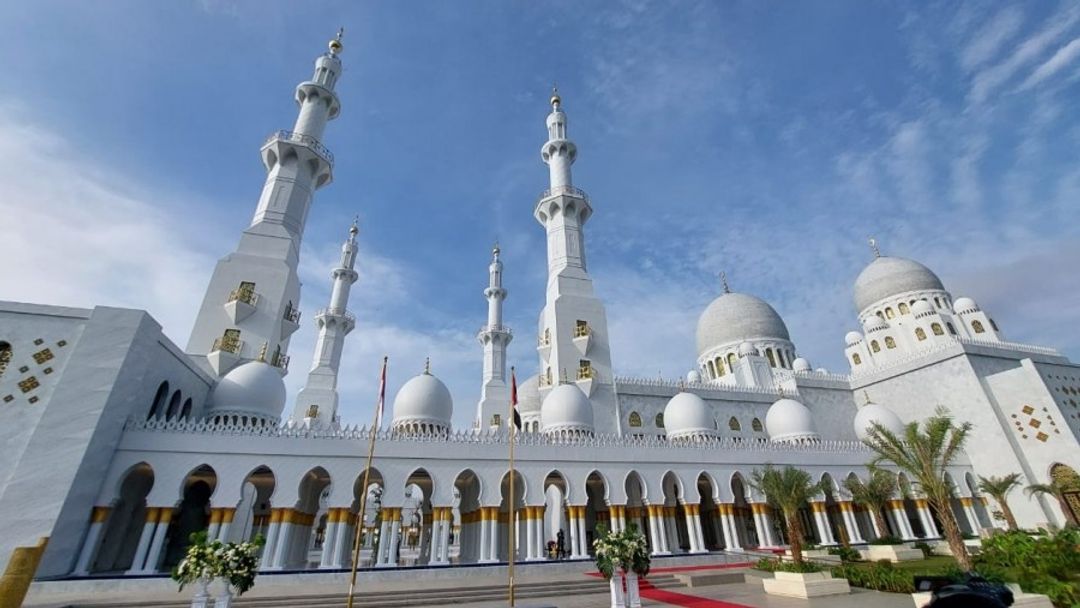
[507, 366, 517, 608]
[346, 356, 388, 608]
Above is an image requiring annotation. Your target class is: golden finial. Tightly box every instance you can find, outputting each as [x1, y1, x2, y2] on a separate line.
[329, 28, 344, 55]
[349, 214, 359, 236]
[550, 83, 561, 108]
[720, 271, 730, 294]
[493, 240, 500, 257]
[868, 236, 881, 258]
[257, 342, 268, 362]
[423, 357, 431, 375]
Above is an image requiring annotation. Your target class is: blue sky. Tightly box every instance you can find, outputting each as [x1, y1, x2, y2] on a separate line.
[2, 1, 1078, 427]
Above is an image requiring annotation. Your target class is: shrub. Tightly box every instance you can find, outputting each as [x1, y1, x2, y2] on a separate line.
[974, 528, 1080, 607]
[832, 561, 915, 594]
[913, 541, 934, 558]
[754, 557, 822, 573]
[754, 557, 778, 572]
[868, 535, 904, 545]
[828, 546, 861, 562]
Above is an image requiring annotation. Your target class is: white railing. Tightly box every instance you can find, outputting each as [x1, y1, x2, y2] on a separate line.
[538, 185, 589, 203]
[315, 307, 356, 324]
[614, 375, 783, 397]
[264, 130, 334, 166]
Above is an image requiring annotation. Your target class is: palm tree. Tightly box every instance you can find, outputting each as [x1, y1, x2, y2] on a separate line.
[860, 408, 974, 570]
[749, 464, 827, 564]
[843, 467, 896, 539]
[1026, 479, 1077, 526]
[977, 473, 1022, 530]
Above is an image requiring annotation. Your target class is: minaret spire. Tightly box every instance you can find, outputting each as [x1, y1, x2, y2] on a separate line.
[476, 242, 513, 430]
[291, 221, 360, 428]
[187, 33, 346, 377]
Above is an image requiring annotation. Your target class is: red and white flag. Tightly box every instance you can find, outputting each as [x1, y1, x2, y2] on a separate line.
[374, 356, 388, 428]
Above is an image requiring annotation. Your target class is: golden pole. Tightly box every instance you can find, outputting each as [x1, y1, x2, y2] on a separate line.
[507, 366, 517, 608]
[346, 356, 387, 608]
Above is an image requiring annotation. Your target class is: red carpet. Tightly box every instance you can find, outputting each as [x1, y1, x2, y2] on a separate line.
[637, 578, 753, 608]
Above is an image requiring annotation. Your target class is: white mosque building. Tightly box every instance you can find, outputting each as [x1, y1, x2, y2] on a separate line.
[2, 34, 1079, 583]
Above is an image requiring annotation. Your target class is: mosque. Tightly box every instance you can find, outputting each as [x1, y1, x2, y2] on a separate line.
[2, 33, 1079, 583]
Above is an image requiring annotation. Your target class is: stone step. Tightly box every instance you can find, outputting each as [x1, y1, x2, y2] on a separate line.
[61, 575, 684, 608]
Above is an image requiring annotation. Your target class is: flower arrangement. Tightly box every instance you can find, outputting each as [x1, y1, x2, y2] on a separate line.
[592, 524, 651, 580]
[171, 531, 265, 597]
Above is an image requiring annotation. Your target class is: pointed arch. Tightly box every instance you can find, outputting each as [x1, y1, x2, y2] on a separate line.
[0, 341, 11, 380]
[148, 381, 169, 420]
[728, 417, 741, 431]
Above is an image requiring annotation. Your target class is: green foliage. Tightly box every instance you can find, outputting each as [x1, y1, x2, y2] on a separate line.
[868, 535, 904, 545]
[977, 473, 1022, 499]
[754, 557, 822, 573]
[748, 464, 828, 564]
[913, 541, 934, 558]
[843, 467, 896, 512]
[832, 561, 916, 594]
[973, 528, 1080, 607]
[828, 546, 861, 562]
[170, 531, 265, 596]
[754, 557, 779, 572]
[592, 523, 651, 579]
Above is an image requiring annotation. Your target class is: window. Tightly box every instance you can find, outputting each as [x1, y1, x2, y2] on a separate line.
[934, 297, 941, 308]
[931, 323, 944, 336]
[655, 413, 664, 428]
[574, 320, 589, 338]
[491, 414, 501, 427]
[577, 359, 593, 380]
[885, 307, 895, 319]
[776, 349, 787, 368]
[972, 320, 985, 334]
[728, 417, 741, 431]
[148, 381, 169, 420]
[707, 360, 716, 378]
[715, 357, 725, 377]
[229, 281, 257, 305]
[751, 418, 763, 432]
[852, 353, 862, 365]
[539, 328, 551, 347]
[0, 342, 10, 380]
[876, 311, 885, 320]
[946, 322, 957, 335]
[871, 340, 881, 353]
[766, 348, 776, 367]
[166, 391, 182, 420]
[727, 353, 737, 369]
[899, 303, 910, 315]
[990, 318, 999, 331]
[915, 327, 927, 341]
[629, 412, 642, 427]
[885, 336, 896, 349]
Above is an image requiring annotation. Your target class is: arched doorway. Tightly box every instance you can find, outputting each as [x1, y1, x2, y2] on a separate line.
[94, 463, 154, 573]
[583, 471, 608, 556]
[163, 465, 217, 568]
[697, 473, 721, 551]
[498, 470, 526, 561]
[661, 471, 688, 553]
[404, 468, 434, 565]
[543, 471, 569, 559]
[730, 473, 758, 547]
[624, 471, 650, 551]
[1050, 463, 1080, 525]
[350, 468, 385, 568]
[232, 466, 275, 544]
[453, 469, 481, 563]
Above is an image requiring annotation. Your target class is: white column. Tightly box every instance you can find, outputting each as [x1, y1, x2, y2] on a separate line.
[440, 515, 452, 563]
[647, 508, 662, 555]
[655, 509, 670, 553]
[693, 511, 706, 552]
[74, 507, 111, 576]
[665, 509, 679, 552]
[683, 508, 698, 553]
[961, 499, 980, 535]
[142, 509, 173, 573]
[206, 509, 222, 545]
[534, 514, 545, 559]
[919, 502, 940, 538]
[319, 509, 339, 569]
[487, 515, 499, 562]
[216, 509, 234, 543]
[524, 508, 535, 560]
[567, 508, 580, 558]
[260, 511, 282, 570]
[751, 506, 768, 548]
[841, 504, 864, 544]
[388, 514, 402, 565]
[376, 518, 392, 566]
[123, 508, 158, 575]
[271, 513, 294, 569]
[577, 510, 588, 557]
[478, 510, 490, 562]
[891, 502, 916, 540]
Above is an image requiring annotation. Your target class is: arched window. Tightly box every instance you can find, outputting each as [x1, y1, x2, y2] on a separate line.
[707, 360, 716, 378]
[946, 322, 957, 335]
[898, 302, 910, 315]
[870, 340, 881, 353]
[972, 320, 985, 334]
[655, 413, 664, 428]
[751, 418, 763, 432]
[166, 390, 182, 420]
[0, 342, 11, 380]
[990, 318, 998, 331]
[715, 357, 726, 377]
[915, 327, 927, 341]
[728, 417, 741, 431]
[726, 353, 737, 369]
[885, 336, 897, 349]
[934, 297, 942, 308]
[931, 323, 944, 336]
[628, 412, 642, 427]
[765, 348, 776, 367]
[180, 398, 192, 419]
[776, 349, 787, 368]
[885, 307, 895, 319]
[852, 353, 862, 365]
[876, 311, 885, 320]
[147, 381, 169, 420]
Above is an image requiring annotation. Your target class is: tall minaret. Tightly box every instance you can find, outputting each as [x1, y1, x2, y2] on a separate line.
[292, 220, 360, 427]
[534, 88, 620, 434]
[186, 31, 346, 376]
[476, 243, 513, 429]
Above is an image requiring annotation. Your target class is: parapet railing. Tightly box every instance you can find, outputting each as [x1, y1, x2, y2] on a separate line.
[315, 307, 356, 324]
[537, 185, 589, 203]
[264, 130, 334, 167]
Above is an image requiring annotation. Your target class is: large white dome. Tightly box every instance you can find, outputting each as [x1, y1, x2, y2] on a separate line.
[392, 372, 453, 432]
[208, 360, 286, 424]
[663, 392, 716, 441]
[764, 398, 819, 443]
[696, 292, 790, 356]
[540, 384, 594, 436]
[853, 401, 905, 442]
[854, 256, 945, 313]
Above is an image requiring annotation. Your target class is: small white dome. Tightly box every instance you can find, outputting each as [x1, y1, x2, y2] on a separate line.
[845, 331, 864, 346]
[912, 300, 934, 317]
[854, 256, 945, 313]
[738, 341, 758, 357]
[392, 372, 453, 432]
[864, 315, 888, 333]
[208, 360, 287, 424]
[686, 370, 702, 384]
[953, 297, 979, 314]
[663, 392, 716, 441]
[765, 398, 819, 443]
[517, 374, 541, 415]
[792, 357, 812, 372]
[696, 293, 790, 356]
[540, 384, 594, 435]
[853, 401, 905, 442]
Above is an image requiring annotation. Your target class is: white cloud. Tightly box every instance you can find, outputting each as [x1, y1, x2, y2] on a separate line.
[1019, 38, 1080, 90]
[959, 6, 1025, 72]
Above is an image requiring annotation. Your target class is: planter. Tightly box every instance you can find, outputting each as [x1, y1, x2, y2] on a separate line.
[786, 548, 832, 559]
[911, 584, 1052, 608]
[865, 544, 924, 562]
[625, 571, 642, 608]
[189, 578, 210, 608]
[762, 571, 851, 599]
[608, 574, 625, 608]
[213, 578, 233, 607]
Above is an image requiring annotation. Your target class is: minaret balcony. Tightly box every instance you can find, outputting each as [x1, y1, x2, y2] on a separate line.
[208, 338, 244, 376]
[224, 289, 259, 324]
[271, 352, 290, 373]
[477, 325, 513, 344]
[281, 305, 302, 338]
[263, 130, 335, 168]
[537, 185, 589, 204]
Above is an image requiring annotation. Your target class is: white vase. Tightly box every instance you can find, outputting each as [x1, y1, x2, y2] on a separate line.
[609, 573, 626, 608]
[190, 578, 210, 608]
[625, 570, 642, 608]
[213, 578, 233, 608]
